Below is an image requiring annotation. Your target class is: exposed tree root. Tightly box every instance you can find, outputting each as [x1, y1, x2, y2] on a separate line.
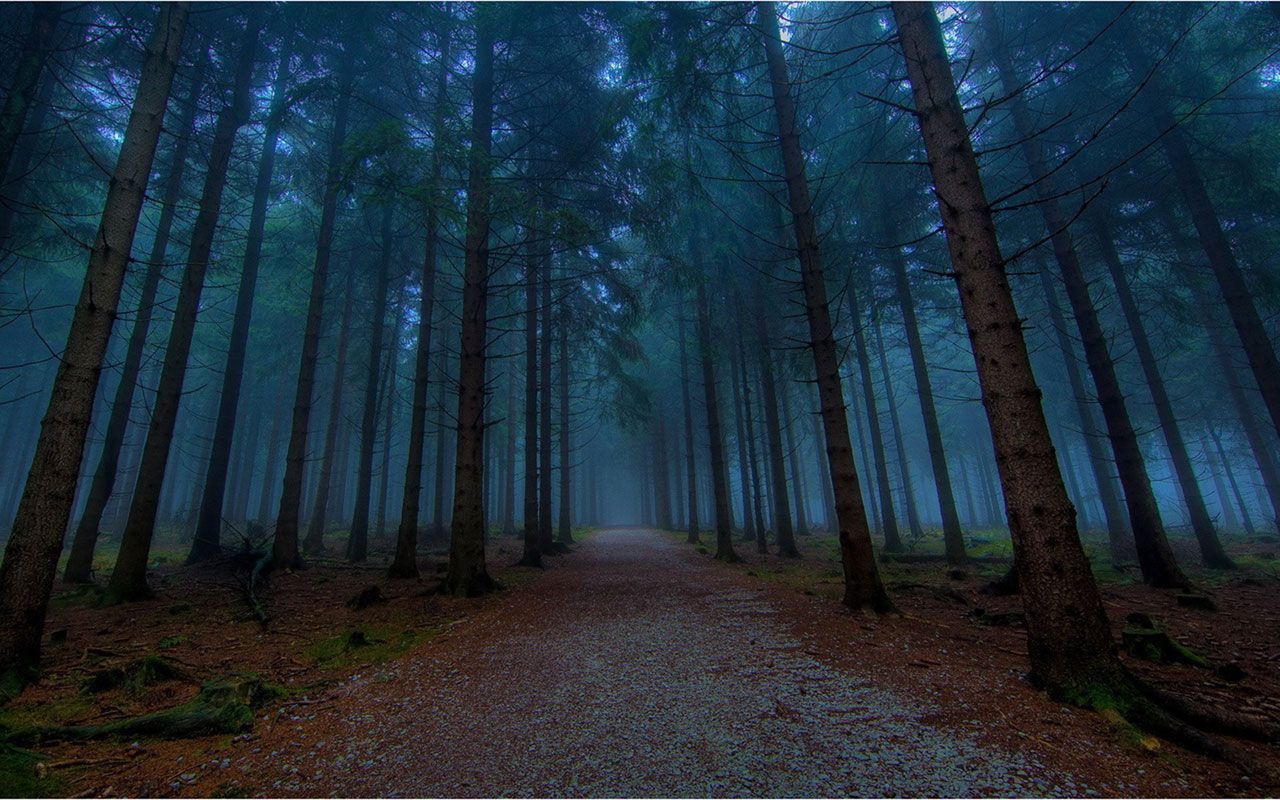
[2, 678, 278, 745]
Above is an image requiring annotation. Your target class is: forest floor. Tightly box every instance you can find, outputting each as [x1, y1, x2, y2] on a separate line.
[1, 526, 1277, 797]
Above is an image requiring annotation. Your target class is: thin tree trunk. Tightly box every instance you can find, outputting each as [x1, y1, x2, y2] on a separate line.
[653, 415, 673, 530]
[444, 10, 497, 596]
[257, 400, 285, 524]
[303, 265, 355, 555]
[501, 363, 517, 537]
[729, 329, 755, 543]
[431, 346, 449, 537]
[62, 50, 208, 583]
[517, 237, 541, 567]
[811, 386, 836, 532]
[678, 304, 700, 543]
[557, 309, 572, 545]
[1208, 426, 1256, 537]
[376, 303, 403, 546]
[1036, 266, 1130, 561]
[1203, 437, 1240, 532]
[760, 1, 888, 610]
[538, 247, 554, 553]
[779, 383, 809, 536]
[883, 216, 965, 562]
[347, 203, 395, 563]
[695, 277, 738, 562]
[1092, 214, 1232, 568]
[895, 0, 1125, 695]
[985, 18, 1187, 589]
[846, 280, 902, 551]
[871, 296, 923, 540]
[272, 36, 357, 570]
[190, 30, 292, 563]
[0, 6, 185, 675]
[754, 312, 797, 556]
[107, 14, 262, 603]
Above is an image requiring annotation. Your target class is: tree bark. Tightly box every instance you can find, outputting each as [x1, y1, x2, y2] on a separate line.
[759, 1, 888, 610]
[1092, 214, 1232, 568]
[0, 3, 186, 680]
[303, 265, 355, 555]
[736, 330, 767, 553]
[779, 382, 809, 536]
[62, 49, 208, 583]
[895, 0, 1125, 694]
[106, 12, 261, 603]
[190, 29, 292, 564]
[375, 301, 403, 545]
[985, 14, 1187, 589]
[444, 9, 497, 596]
[754, 304, 797, 556]
[883, 215, 966, 562]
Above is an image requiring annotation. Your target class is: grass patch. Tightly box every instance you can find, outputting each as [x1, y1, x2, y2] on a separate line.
[0, 745, 64, 797]
[304, 623, 440, 668]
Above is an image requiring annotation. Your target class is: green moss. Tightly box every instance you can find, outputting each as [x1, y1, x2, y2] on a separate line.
[0, 746, 64, 798]
[304, 624, 439, 668]
[47, 585, 101, 610]
[158, 635, 187, 650]
[0, 692, 95, 731]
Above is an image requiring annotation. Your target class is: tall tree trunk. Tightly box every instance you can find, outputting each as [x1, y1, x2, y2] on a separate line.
[1035, 266, 1131, 560]
[883, 215, 965, 562]
[63, 49, 208, 583]
[846, 280, 902, 551]
[728, 330, 755, 543]
[0, 3, 61, 202]
[517, 238, 541, 567]
[272, 37, 357, 570]
[444, 10, 497, 596]
[0, 46, 57, 249]
[538, 247, 554, 553]
[895, 0, 1125, 696]
[392, 28, 449, 574]
[1092, 214, 1232, 568]
[677, 304, 700, 543]
[190, 30, 293, 564]
[1203, 437, 1240, 532]
[431, 347, 449, 536]
[1158, 204, 1280, 532]
[347, 203, 395, 563]
[501, 364, 517, 538]
[1208, 426, 1256, 536]
[779, 383, 809, 536]
[870, 295, 923, 540]
[754, 308, 798, 556]
[1130, 54, 1280, 444]
[811, 385, 837, 532]
[376, 303, 403, 545]
[107, 13, 261, 603]
[985, 16, 1187, 589]
[695, 277, 738, 562]
[759, 1, 888, 610]
[557, 309, 572, 545]
[847, 373, 882, 537]
[303, 266, 355, 555]
[737, 331, 767, 553]
[653, 415, 673, 530]
[0, 4, 186, 680]
[257, 399, 285, 524]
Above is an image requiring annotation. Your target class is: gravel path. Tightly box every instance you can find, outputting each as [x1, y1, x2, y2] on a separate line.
[237, 528, 1088, 797]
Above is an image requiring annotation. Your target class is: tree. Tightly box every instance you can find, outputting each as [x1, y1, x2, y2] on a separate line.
[106, 9, 264, 603]
[757, 1, 890, 612]
[0, 3, 188, 686]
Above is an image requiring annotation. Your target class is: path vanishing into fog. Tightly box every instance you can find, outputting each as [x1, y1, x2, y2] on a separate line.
[216, 528, 1099, 797]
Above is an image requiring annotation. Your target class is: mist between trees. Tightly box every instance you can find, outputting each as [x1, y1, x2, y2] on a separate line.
[0, 0, 1277, 763]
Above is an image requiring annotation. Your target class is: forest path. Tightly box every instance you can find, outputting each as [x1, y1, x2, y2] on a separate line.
[229, 528, 1093, 797]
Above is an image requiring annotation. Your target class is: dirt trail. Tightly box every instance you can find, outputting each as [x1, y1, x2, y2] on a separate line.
[188, 528, 1144, 798]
